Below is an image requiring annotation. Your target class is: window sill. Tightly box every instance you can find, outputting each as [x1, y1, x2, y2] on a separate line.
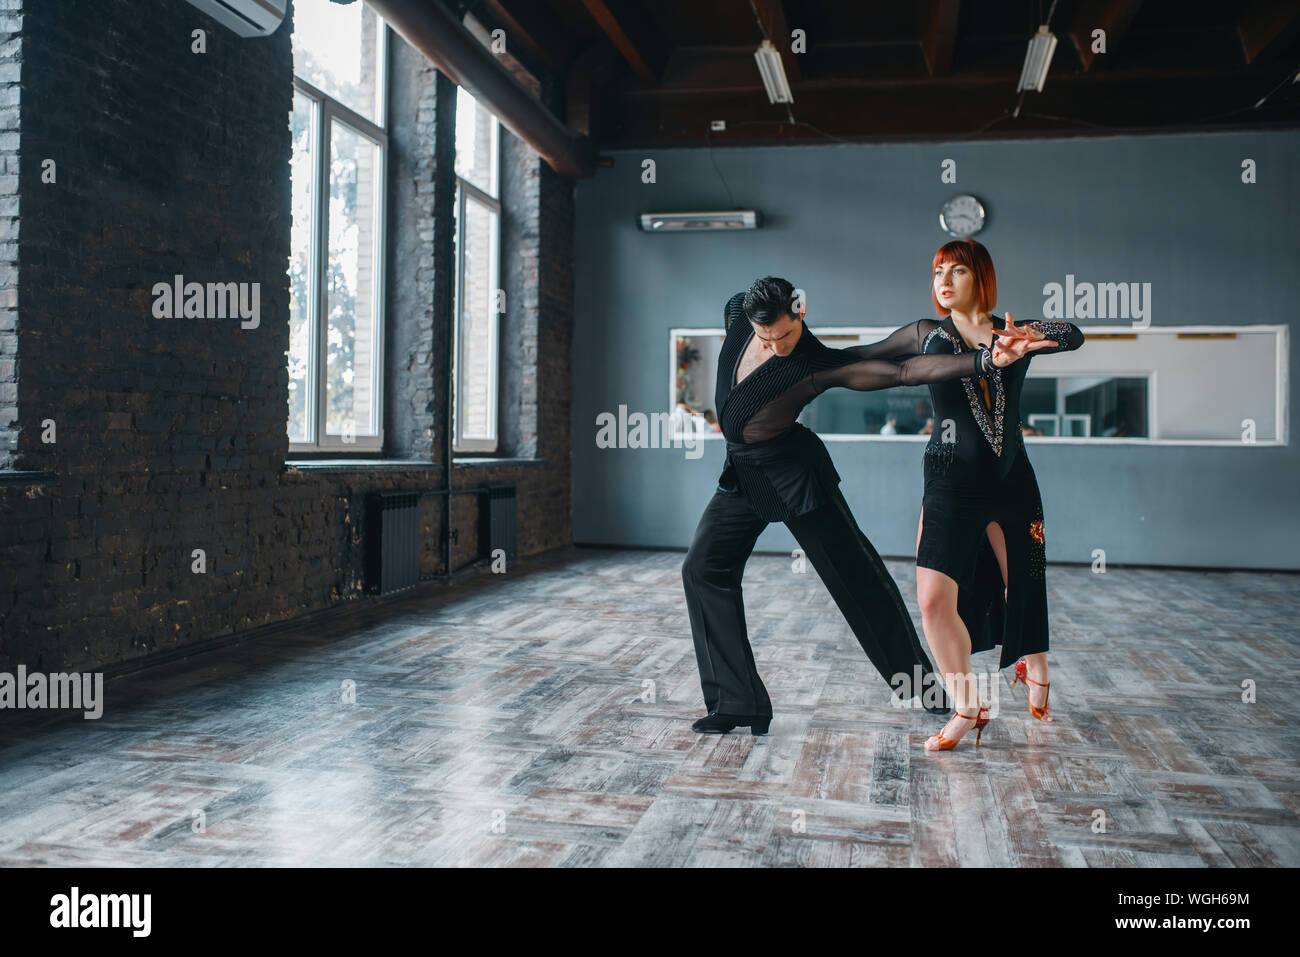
[281, 457, 548, 474]
[0, 469, 57, 487]
[284, 459, 444, 474]
[453, 457, 547, 467]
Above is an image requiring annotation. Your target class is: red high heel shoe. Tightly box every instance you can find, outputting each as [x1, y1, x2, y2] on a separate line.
[1011, 660, 1051, 720]
[927, 704, 991, 750]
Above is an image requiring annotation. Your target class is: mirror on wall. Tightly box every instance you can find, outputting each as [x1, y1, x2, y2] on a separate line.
[671, 331, 727, 436]
[669, 325, 1287, 444]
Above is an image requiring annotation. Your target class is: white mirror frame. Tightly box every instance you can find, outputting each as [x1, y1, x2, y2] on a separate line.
[668, 324, 1289, 447]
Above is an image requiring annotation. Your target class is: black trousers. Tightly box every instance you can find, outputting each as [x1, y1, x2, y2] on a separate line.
[681, 484, 952, 717]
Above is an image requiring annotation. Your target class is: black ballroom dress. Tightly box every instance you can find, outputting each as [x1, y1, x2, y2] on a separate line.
[847, 315, 1085, 669]
[680, 293, 997, 719]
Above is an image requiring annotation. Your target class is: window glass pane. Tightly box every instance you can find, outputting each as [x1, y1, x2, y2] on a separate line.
[288, 90, 315, 443]
[456, 194, 499, 444]
[326, 122, 382, 438]
[291, 0, 384, 123]
[455, 86, 497, 197]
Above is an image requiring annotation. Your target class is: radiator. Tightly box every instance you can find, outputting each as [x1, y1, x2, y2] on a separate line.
[366, 491, 420, 595]
[479, 485, 517, 562]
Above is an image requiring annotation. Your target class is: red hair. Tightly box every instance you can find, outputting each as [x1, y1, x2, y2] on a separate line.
[931, 239, 997, 317]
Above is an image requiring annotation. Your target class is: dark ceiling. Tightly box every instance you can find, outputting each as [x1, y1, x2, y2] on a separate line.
[461, 0, 1300, 148]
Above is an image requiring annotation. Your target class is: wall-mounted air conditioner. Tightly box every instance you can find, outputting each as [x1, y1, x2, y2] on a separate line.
[638, 211, 761, 232]
[183, 0, 287, 38]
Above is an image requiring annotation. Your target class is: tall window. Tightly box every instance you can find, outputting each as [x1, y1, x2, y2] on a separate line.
[453, 86, 501, 454]
[289, 0, 388, 451]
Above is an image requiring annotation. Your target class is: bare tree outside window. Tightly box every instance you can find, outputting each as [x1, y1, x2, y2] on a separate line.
[289, 0, 387, 451]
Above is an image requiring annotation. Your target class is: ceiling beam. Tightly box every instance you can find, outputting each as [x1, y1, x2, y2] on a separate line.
[363, 0, 597, 178]
[477, 0, 572, 73]
[628, 45, 1275, 94]
[566, 42, 620, 137]
[919, 0, 960, 77]
[601, 70, 1300, 147]
[576, 0, 669, 84]
[1067, 0, 1144, 72]
[750, 0, 802, 83]
[462, 11, 543, 97]
[1237, 1, 1300, 64]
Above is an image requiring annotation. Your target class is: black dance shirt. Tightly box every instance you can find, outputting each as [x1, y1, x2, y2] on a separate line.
[714, 293, 990, 520]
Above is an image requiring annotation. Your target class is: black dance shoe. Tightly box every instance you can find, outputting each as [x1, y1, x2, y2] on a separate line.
[691, 711, 771, 735]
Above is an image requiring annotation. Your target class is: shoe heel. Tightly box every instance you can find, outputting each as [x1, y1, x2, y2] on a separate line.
[751, 717, 771, 735]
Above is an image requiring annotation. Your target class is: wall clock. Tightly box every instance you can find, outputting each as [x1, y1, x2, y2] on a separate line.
[939, 194, 986, 238]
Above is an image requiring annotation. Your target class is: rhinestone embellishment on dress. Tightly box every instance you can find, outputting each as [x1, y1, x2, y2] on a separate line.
[925, 324, 1005, 457]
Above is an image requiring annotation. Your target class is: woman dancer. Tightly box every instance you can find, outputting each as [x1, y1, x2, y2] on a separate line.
[842, 240, 1084, 749]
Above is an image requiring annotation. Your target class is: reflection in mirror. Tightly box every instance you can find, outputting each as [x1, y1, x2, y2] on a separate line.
[1022, 376, 1150, 438]
[673, 333, 726, 435]
[802, 384, 935, 436]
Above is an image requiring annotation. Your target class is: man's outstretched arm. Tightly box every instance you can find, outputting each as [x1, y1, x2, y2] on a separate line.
[836, 320, 930, 361]
[812, 349, 986, 394]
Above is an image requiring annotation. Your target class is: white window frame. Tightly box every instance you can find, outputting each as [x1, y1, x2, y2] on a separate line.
[1029, 412, 1096, 437]
[452, 102, 501, 455]
[288, 32, 389, 454]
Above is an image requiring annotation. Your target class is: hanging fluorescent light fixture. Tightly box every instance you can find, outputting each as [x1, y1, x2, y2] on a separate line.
[753, 40, 793, 104]
[182, 0, 286, 37]
[1016, 24, 1058, 92]
[638, 211, 761, 232]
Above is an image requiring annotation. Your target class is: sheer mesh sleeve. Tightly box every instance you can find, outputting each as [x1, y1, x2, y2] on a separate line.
[812, 350, 982, 394]
[1022, 320, 1085, 355]
[837, 319, 932, 360]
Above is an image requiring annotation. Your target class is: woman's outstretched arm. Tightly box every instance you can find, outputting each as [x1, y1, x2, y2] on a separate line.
[1018, 320, 1085, 355]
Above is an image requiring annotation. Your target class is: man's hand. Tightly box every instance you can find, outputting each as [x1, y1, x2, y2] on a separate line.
[990, 311, 1058, 367]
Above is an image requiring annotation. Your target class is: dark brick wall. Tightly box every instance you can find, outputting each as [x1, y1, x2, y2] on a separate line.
[500, 124, 541, 460]
[0, 0, 15, 470]
[0, 0, 574, 672]
[386, 31, 448, 463]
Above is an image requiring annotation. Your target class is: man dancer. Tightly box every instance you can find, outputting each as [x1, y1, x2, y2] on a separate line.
[682, 277, 1042, 733]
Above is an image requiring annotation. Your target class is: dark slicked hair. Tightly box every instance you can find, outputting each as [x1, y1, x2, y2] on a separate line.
[742, 276, 798, 327]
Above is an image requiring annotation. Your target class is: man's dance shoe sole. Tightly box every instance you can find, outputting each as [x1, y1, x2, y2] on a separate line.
[691, 712, 771, 735]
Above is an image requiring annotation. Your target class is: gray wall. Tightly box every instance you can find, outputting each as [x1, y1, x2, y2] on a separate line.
[571, 130, 1300, 570]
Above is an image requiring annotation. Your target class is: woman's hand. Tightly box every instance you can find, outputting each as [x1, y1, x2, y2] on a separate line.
[990, 311, 1058, 367]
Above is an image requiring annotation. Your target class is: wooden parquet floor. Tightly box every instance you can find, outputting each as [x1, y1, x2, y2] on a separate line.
[1, 546, 1297, 867]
